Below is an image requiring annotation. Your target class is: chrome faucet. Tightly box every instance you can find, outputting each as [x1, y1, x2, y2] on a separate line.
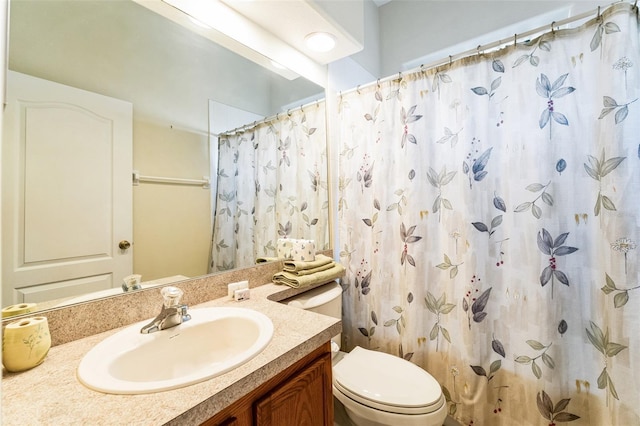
[140, 286, 191, 334]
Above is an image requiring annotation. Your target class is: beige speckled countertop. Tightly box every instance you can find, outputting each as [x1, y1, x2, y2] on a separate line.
[1, 283, 341, 425]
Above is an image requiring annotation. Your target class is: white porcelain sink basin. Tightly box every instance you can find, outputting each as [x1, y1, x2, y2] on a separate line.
[77, 307, 273, 394]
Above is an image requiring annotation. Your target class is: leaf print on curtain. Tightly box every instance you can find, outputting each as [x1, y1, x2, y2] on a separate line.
[436, 127, 463, 147]
[583, 150, 626, 216]
[598, 95, 637, 124]
[337, 3, 640, 425]
[600, 273, 640, 308]
[537, 228, 579, 298]
[400, 223, 421, 267]
[514, 339, 556, 380]
[585, 321, 628, 404]
[427, 166, 456, 221]
[513, 36, 552, 68]
[471, 76, 502, 99]
[436, 253, 463, 279]
[514, 181, 554, 219]
[463, 144, 493, 189]
[470, 358, 501, 382]
[590, 18, 621, 51]
[536, 390, 581, 424]
[357, 310, 378, 347]
[425, 291, 455, 351]
[536, 73, 575, 139]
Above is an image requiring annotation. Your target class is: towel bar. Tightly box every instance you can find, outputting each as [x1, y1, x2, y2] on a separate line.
[132, 170, 210, 189]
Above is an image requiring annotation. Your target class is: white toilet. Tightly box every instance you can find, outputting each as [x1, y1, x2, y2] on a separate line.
[285, 282, 447, 426]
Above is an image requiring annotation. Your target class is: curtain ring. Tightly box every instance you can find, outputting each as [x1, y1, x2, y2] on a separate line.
[376, 78, 381, 88]
[551, 21, 556, 34]
[300, 104, 304, 112]
[420, 64, 425, 74]
[356, 85, 361, 94]
[513, 34, 517, 47]
[449, 55, 453, 66]
[597, 6, 601, 20]
[287, 109, 292, 117]
[398, 71, 403, 81]
[477, 45, 482, 56]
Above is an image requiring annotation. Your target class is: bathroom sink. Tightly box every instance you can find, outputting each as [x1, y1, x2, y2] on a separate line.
[77, 307, 274, 394]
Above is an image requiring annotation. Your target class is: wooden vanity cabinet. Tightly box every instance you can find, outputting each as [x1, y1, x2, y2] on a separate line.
[201, 342, 333, 426]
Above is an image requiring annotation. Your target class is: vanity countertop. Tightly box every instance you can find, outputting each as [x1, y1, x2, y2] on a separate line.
[1, 283, 341, 425]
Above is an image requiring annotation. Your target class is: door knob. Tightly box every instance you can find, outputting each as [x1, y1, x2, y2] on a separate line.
[119, 240, 131, 250]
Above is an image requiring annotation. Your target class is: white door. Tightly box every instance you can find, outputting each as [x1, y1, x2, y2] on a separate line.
[2, 71, 133, 305]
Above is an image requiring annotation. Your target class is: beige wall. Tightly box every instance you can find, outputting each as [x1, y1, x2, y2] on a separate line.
[133, 121, 211, 280]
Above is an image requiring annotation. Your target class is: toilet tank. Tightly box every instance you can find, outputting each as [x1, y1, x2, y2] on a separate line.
[284, 281, 343, 348]
[284, 281, 342, 319]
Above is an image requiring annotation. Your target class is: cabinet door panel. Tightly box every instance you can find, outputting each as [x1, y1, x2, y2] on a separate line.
[254, 353, 332, 426]
[201, 408, 252, 426]
[218, 416, 238, 426]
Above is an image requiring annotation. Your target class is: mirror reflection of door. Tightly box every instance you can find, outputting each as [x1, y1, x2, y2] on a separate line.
[2, 71, 133, 305]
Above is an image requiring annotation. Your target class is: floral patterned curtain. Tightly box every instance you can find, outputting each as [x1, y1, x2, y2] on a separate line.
[210, 103, 329, 272]
[337, 4, 639, 425]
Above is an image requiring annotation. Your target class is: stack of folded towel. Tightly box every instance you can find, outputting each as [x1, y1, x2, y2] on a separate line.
[272, 254, 345, 288]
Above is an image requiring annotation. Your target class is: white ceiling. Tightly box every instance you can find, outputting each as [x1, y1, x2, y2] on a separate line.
[136, 0, 364, 86]
[220, 0, 363, 65]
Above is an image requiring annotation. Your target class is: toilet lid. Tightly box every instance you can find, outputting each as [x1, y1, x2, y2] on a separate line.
[333, 346, 443, 415]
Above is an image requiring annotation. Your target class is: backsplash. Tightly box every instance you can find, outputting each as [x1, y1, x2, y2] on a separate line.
[2, 261, 283, 347]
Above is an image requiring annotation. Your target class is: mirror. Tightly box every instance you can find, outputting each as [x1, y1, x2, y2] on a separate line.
[3, 0, 328, 313]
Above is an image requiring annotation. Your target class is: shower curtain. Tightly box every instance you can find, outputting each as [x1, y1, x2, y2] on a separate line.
[210, 103, 329, 272]
[337, 4, 639, 425]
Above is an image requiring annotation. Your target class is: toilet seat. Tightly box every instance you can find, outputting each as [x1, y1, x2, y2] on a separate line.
[332, 346, 444, 415]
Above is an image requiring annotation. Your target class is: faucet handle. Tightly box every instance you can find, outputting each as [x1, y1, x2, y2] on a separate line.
[161, 286, 184, 308]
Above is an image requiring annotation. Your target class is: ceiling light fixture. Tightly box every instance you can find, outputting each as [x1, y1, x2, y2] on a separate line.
[150, 0, 328, 85]
[304, 32, 336, 53]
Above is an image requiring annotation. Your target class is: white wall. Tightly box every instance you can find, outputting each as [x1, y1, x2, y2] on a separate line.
[343, 0, 382, 78]
[332, 0, 603, 86]
[377, 1, 602, 76]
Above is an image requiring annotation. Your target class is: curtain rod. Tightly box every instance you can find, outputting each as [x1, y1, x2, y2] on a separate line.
[218, 97, 326, 136]
[341, 1, 635, 97]
[169, 124, 212, 137]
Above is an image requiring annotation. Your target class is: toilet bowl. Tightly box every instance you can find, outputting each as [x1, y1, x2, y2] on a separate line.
[332, 346, 446, 426]
[285, 282, 447, 426]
